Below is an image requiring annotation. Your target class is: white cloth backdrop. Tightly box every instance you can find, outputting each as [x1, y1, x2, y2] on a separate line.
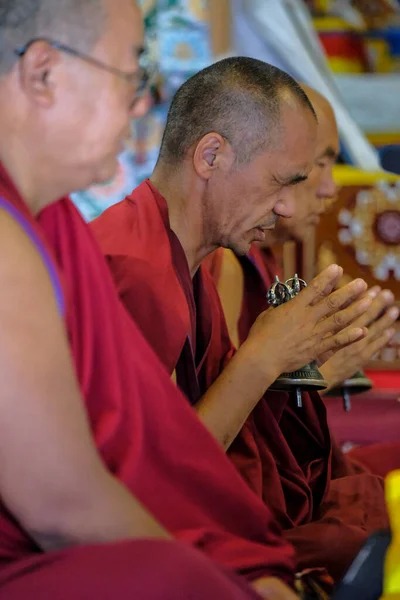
[231, 0, 382, 171]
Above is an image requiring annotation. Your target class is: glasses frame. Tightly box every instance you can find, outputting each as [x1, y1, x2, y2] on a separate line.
[14, 38, 151, 97]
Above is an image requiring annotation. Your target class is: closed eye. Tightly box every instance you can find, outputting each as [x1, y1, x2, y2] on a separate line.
[273, 174, 308, 187]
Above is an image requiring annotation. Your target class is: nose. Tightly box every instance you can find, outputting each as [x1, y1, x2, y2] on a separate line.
[130, 91, 152, 119]
[274, 192, 296, 219]
[317, 169, 337, 201]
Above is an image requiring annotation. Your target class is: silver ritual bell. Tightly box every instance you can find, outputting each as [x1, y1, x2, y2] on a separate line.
[324, 370, 373, 412]
[267, 275, 328, 408]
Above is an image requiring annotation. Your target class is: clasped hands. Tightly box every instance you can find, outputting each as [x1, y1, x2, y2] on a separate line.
[246, 264, 398, 386]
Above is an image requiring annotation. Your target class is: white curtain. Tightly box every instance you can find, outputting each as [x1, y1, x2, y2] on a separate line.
[231, 0, 381, 171]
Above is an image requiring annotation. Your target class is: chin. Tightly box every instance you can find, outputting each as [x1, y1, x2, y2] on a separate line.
[296, 224, 315, 242]
[229, 239, 252, 257]
[92, 158, 120, 187]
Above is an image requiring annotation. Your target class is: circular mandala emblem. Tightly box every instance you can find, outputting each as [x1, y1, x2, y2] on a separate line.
[375, 210, 400, 245]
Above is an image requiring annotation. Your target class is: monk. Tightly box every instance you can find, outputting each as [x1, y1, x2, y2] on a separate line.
[0, 2, 309, 599]
[92, 58, 387, 581]
[206, 86, 400, 479]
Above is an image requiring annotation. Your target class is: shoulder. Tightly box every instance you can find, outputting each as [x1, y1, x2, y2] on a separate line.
[91, 182, 166, 260]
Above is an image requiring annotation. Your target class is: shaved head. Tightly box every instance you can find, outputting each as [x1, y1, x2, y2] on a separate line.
[301, 85, 335, 118]
[158, 57, 317, 168]
[0, 0, 106, 75]
[0, 0, 144, 205]
[300, 84, 338, 161]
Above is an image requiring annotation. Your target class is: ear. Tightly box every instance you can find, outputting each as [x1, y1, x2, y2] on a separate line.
[193, 133, 233, 180]
[18, 41, 61, 107]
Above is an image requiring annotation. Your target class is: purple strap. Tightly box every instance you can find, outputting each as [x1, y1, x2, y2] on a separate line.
[0, 196, 65, 317]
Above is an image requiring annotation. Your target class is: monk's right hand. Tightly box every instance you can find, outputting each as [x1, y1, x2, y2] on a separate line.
[251, 577, 299, 599]
[245, 264, 370, 378]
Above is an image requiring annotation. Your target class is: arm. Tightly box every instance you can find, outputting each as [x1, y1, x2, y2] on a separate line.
[215, 249, 244, 349]
[252, 578, 298, 599]
[196, 265, 371, 450]
[0, 209, 169, 552]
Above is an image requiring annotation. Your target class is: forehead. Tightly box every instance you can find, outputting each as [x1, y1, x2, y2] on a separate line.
[315, 107, 339, 155]
[99, 0, 144, 59]
[273, 102, 317, 166]
[280, 101, 317, 145]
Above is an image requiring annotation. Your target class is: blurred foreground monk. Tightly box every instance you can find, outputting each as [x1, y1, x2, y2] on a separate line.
[92, 59, 388, 581]
[206, 85, 400, 480]
[0, 2, 311, 599]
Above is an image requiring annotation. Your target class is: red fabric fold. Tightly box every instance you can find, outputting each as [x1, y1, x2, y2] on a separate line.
[0, 540, 262, 600]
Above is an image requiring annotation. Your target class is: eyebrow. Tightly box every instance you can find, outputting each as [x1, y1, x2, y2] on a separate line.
[318, 145, 339, 161]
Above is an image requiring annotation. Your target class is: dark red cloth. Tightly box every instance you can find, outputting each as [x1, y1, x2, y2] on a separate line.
[0, 540, 262, 600]
[0, 166, 296, 589]
[348, 442, 400, 479]
[325, 393, 400, 447]
[92, 182, 389, 581]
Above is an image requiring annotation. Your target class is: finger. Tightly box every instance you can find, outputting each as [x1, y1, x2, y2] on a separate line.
[312, 278, 368, 321]
[335, 285, 380, 311]
[352, 290, 396, 329]
[318, 326, 368, 356]
[334, 285, 379, 312]
[294, 264, 343, 309]
[367, 286, 381, 299]
[251, 578, 298, 600]
[316, 295, 372, 336]
[362, 329, 396, 361]
[368, 307, 399, 341]
[378, 288, 394, 306]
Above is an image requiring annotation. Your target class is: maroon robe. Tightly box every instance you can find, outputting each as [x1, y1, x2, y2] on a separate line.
[0, 165, 295, 595]
[1, 540, 263, 600]
[92, 180, 389, 582]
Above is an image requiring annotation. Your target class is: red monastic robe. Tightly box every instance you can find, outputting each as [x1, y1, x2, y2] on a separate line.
[92, 181, 390, 582]
[0, 165, 295, 595]
[1, 540, 263, 600]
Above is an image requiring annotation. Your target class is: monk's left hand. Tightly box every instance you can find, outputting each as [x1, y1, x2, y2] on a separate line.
[318, 287, 399, 390]
[251, 578, 299, 599]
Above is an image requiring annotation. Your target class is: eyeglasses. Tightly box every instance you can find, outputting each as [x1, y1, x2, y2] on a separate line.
[14, 38, 153, 97]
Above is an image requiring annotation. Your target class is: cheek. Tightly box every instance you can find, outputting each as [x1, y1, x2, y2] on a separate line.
[130, 93, 152, 120]
[93, 86, 132, 136]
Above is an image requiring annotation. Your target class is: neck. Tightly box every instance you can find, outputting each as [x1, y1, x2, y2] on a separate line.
[151, 164, 217, 277]
[0, 135, 65, 215]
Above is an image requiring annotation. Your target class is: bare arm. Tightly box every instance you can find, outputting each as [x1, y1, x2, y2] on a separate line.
[215, 249, 244, 349]
[0, 210, 169, 552]
[196, 265, 371, 450]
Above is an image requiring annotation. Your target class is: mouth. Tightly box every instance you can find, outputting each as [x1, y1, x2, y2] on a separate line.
[257, 222, 277, 232]
[252, 225, 274, 242]
[308, 215, 320, 226]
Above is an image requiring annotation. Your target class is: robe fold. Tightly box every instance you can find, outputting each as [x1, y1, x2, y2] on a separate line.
[92, 181, 389, 581]
[0, 164, 295, 593]
[1, 540, 262, 600]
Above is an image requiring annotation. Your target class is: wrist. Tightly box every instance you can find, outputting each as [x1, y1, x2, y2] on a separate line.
[319, 362, 339, 391]
[236, 339, 282, 390]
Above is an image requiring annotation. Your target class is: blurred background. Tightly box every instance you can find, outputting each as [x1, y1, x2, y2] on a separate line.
[72, 0, 400, 447]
